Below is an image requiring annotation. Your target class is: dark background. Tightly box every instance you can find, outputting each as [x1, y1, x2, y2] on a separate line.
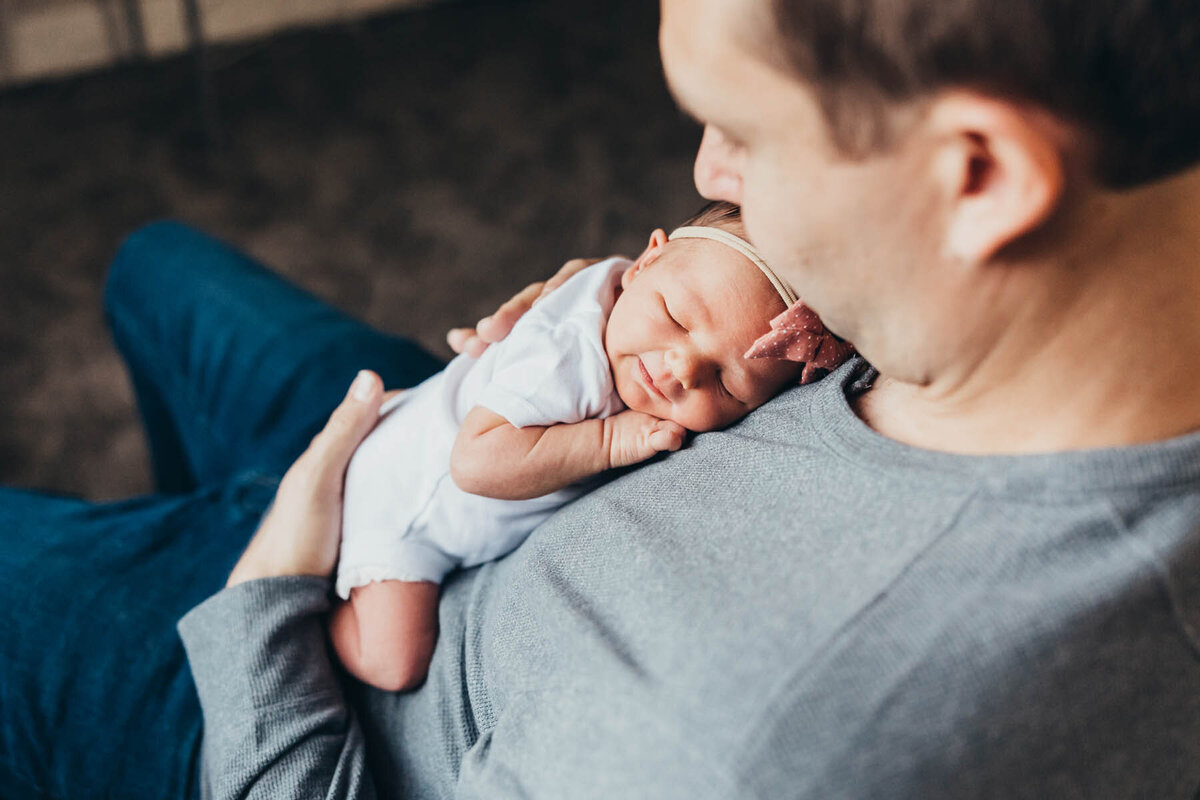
[0, 0, 703, 499]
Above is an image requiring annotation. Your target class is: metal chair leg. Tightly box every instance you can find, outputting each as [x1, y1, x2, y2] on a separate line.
[122, 0, 146, 60]
[181, 0, 223, 148]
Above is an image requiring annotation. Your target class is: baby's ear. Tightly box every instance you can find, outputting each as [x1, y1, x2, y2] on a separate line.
[625, 228, 669, 287]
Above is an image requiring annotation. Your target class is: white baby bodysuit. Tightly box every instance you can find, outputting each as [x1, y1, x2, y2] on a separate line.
[336, 257, 629, 599]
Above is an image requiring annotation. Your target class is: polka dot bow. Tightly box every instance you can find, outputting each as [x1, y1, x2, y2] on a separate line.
[744, 300, 856, 384]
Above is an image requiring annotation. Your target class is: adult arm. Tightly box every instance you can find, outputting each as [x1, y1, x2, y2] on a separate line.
[177, 370, 388, 799]
[178, 577, 375, 799]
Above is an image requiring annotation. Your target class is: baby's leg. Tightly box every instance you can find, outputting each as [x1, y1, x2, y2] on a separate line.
[328, 579, 440, 692]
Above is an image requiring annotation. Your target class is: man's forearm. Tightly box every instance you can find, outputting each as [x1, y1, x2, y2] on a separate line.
[178, 576, 379, 799]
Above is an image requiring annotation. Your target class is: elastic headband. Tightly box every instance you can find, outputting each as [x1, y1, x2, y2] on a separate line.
[668, 223, 855, 383]
[667, 225, 798, 307]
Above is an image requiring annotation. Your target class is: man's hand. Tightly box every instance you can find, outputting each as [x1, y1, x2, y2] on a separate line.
[604, 410, 687, 470]
[226, 370, 385, 587]
[446, 257, 608, 357]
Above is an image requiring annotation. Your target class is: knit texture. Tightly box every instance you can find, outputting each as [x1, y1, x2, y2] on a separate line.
[179, 359, 1200, 798]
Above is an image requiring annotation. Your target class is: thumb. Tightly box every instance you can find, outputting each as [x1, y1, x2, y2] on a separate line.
[308, 370, 384, 469]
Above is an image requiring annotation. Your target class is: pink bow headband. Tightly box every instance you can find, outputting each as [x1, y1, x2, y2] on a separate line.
[667, 226, 856, 384]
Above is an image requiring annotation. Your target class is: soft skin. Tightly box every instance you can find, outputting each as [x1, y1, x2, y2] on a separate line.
[604, 229, 802, 432]
[451, 230, 802, 501]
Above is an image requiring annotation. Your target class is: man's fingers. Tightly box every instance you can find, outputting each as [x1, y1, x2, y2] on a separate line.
[446, 328, 474, 354]
[449, 258, 610, 355]
[479, 281, 545, 343]
[537, 257, 602, 302]
[463, 336, 488, 359]
[446, 328, 489, 358]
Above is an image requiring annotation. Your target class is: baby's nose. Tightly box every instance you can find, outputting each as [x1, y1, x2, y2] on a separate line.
[665, 348, 706, 391]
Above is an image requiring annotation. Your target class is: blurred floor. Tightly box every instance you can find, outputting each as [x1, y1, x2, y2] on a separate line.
[0, 0, 702, 499]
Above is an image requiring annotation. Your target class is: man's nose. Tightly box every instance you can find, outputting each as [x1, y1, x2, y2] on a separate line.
[693, 125, 743, 203]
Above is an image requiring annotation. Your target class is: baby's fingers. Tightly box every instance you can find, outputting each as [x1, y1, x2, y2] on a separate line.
[648, 422, 686, 453]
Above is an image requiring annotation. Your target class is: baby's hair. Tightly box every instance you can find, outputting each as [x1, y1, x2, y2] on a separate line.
[678, 201, 746, 238]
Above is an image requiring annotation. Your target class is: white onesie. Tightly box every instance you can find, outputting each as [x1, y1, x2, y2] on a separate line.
[336, 257, 629, 599]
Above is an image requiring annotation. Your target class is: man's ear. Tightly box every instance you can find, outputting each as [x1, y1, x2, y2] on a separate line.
[928, 93, 1066, 266]
[623, 228, 670, 288]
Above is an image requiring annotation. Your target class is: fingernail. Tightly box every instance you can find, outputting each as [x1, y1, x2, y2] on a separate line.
[477, 316, 493, 332]
[351, 370, 374, 401]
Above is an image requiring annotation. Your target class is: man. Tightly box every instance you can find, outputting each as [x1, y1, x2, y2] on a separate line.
[187, 0, 1200, 797]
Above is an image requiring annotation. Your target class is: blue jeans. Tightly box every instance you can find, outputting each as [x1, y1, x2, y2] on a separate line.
[0, 222, 444, 800]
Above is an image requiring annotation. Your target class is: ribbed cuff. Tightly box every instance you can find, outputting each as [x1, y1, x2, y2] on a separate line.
[178, 576, 338, 720]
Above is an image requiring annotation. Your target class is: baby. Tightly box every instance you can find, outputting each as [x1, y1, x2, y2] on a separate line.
[329, 201, 852, 691]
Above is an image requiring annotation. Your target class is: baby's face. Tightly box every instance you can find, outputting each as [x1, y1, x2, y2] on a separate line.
[605, 237, 804, 432]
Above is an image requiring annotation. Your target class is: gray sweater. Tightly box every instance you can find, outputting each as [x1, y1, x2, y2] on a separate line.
[178, 359, 1200, 799]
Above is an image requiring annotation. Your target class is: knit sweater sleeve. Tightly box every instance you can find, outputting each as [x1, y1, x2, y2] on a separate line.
[177, 575, 377, 799]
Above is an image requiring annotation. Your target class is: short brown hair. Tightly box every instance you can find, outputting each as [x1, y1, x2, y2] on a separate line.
[765, 0, 1200, 188]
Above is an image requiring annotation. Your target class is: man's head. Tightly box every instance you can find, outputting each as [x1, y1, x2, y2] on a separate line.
[605, 203, 803, 432]
[659, 0, 1200, 385]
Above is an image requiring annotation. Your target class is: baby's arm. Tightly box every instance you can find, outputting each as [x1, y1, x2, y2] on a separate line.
[328, 579, 440, 692]
[450, 407, 685, 501]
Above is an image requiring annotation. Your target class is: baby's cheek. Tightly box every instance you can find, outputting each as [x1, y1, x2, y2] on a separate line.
[615, 379, 658, 418]
[678, 395, 737, 433]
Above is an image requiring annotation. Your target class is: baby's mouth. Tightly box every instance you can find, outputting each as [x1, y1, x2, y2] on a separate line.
[638, 356, 668, 401]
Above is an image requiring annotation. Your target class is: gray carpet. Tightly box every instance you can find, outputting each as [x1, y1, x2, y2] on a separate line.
[0, 0, 702, 499]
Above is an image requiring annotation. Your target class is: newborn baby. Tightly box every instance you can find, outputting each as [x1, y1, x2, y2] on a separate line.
[330, 201, 852, 691]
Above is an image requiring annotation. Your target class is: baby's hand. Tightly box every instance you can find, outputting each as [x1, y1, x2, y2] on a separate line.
[605, 410, 687, 470]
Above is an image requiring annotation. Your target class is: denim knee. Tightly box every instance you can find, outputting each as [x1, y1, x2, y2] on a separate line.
[103, 219, 205, 327]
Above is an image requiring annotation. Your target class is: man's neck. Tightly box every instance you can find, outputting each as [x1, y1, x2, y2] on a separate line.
[856, 172, 1200, 455]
